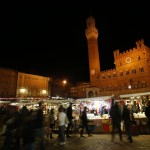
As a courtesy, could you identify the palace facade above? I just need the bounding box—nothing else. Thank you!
[0,67,52,99]
[85,16,150,98]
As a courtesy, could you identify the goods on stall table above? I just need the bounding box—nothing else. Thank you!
[102,119,112,132]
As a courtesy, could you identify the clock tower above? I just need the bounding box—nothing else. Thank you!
[85,16,100,84]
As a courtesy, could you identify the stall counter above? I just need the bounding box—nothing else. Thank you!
[88,117,149,134]
[88,118,112,133]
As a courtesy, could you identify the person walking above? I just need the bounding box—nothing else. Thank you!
[49,108,55,139]
[34,101,46,150]
[66,103,74,138]
[122,104,133,143]
[58,105,67,145]
[145,100,150,130]
[109,102,122,142]
[80,106,92,137]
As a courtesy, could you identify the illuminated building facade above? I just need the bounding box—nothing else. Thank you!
[0,67,52,99]
[16,72,51,98]
[70,82,91,99]
[85,16,150,98]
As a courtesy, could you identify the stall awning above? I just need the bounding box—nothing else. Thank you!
[76,96,112,102]
[119,92,150,98]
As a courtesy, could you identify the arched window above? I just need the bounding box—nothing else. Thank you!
[139,67,144,72]
[126,70,129,75]
[107,74,111,78]
[88,91,94,97]
[132,68,136,74]
[113,73,117,77]
[120,72,123,76]
[102,74,105,79]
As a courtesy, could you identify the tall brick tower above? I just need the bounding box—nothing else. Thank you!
[85,16,100,84]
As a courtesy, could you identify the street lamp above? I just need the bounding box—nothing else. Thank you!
[63,80,67,85]
[62,80,67,98]
[20,88,26,99]
[42,90,47,94]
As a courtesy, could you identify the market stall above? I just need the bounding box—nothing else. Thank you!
[74,96,113,133]
[119,92,150,134]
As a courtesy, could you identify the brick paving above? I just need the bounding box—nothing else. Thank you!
[0,134,150,150]
[0,133,150,150]
[46,134,150,150]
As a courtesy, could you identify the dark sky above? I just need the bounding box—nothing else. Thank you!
[1,2,150,84]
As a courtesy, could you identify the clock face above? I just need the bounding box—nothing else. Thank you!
[90,69,95,75]
[125,57,131,63]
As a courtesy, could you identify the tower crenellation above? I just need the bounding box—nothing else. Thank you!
[113,39,146,59]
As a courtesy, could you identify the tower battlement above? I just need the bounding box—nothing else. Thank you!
[114,39,145,58]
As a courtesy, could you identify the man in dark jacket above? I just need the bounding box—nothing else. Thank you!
[80,106,91,137]
[109,102,122,142]
[66,103,74,138]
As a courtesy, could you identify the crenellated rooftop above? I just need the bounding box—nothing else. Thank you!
[114,39,145,57]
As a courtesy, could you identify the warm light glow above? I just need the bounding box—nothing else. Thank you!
[20,88,26,93]
[42,90,47,94]
[128,85,131,89]
[63,80,67,85]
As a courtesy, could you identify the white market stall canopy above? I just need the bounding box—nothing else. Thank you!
[43,99,74,104]
[10,101,39,106]
[119,92,150,98]
[0,101,10,104]
[76,96,112,102]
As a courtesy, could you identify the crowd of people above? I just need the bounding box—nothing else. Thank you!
[1,101,46,150]
[0,99,150,149]
[109,100,150,143]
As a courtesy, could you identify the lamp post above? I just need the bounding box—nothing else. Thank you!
[42,90,47,99]
[62,80,67,98]
[20,88,26,99]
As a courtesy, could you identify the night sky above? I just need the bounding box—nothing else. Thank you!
[1,2,150,84]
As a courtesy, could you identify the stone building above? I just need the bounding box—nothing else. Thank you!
[85,16,150,98]
[0,67,18,98]
[0,67,52,99]
[16,72,51,99]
